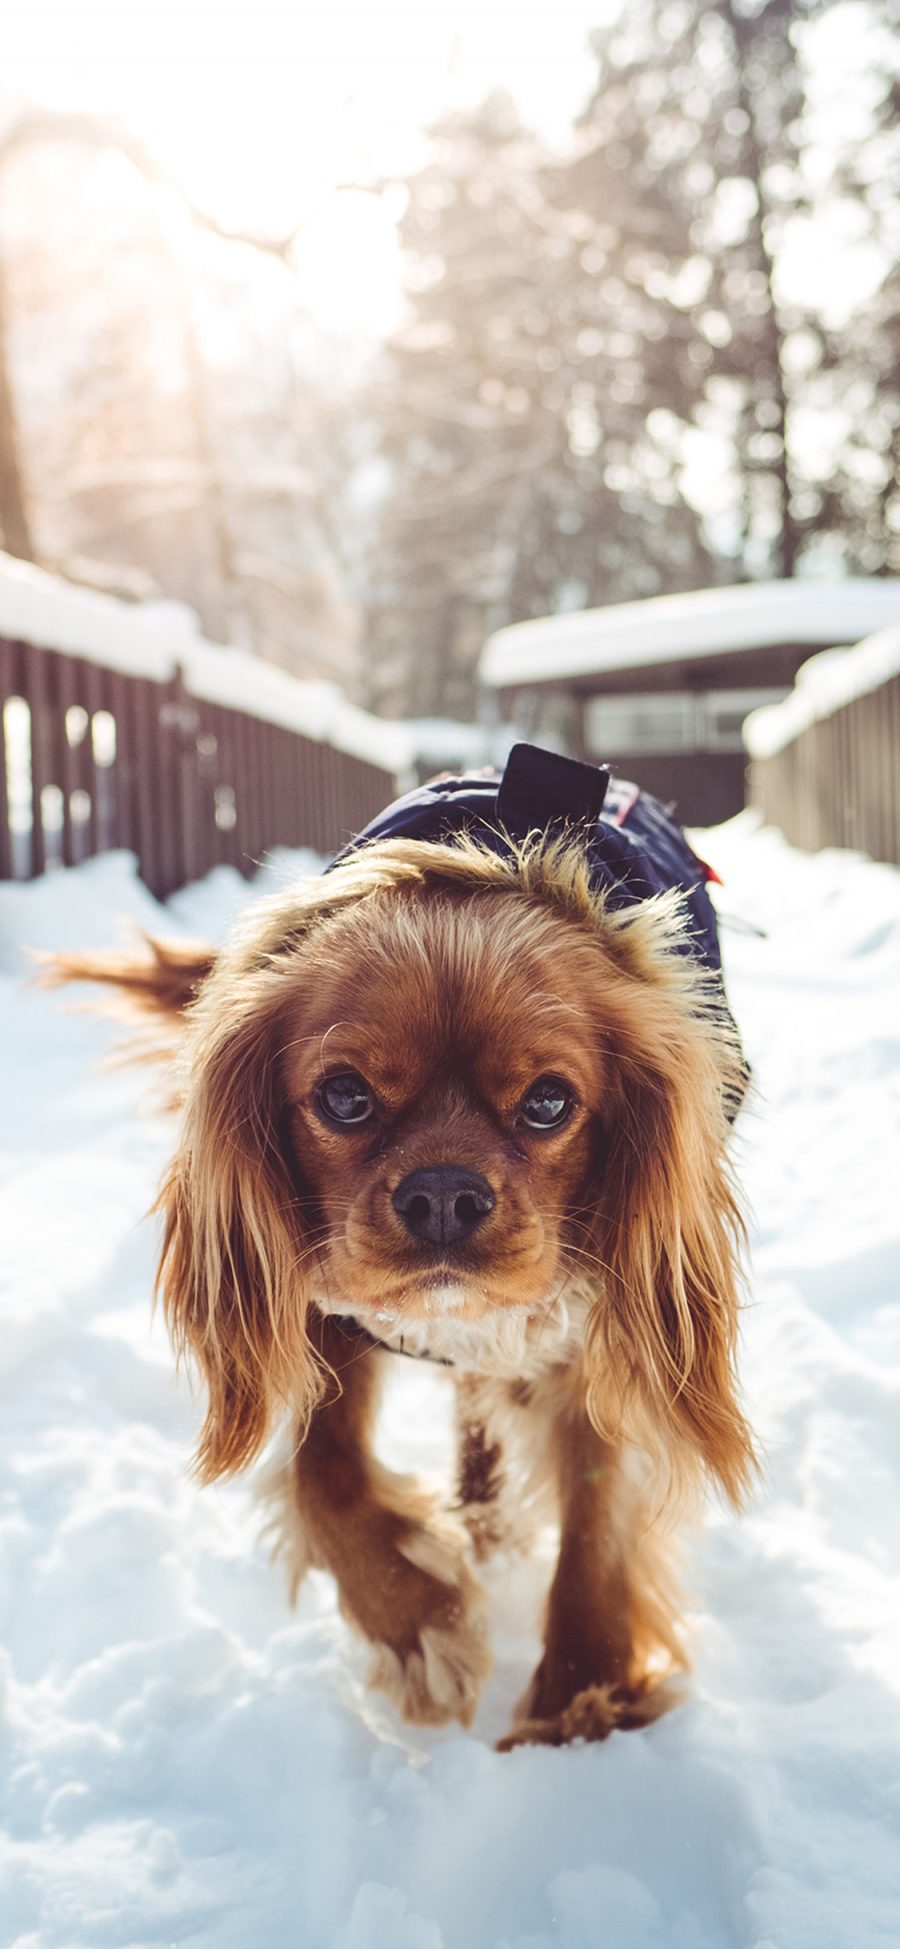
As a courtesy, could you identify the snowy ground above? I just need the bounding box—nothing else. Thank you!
[1,820,899,1949]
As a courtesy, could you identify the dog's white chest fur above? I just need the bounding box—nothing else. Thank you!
[317,1284,593,1381]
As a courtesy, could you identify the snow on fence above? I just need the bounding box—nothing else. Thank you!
[744,626,900,867]
[0,553,406,897]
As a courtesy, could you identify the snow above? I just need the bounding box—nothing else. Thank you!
[2,825,900,1948]
[0,550,187,680]
[744,624,900,758]
[182,642,414,774]
[0,549,413,775]
[479,579,900,689]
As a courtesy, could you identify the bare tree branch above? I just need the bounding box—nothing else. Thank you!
[0,108,376,261]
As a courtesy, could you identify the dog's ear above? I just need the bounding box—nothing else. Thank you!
[583,911,758,1510]
[157,952,322,1482]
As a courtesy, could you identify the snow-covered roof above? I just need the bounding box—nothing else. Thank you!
[479,580,900,690]
[0,549,412,775]
[744,624,900,759]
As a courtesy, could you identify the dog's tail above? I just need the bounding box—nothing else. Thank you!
[39,935,217,1030]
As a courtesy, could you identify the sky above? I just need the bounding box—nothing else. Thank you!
[3,0,618,331]
[1,0,889,507]
[4,0,611,172]
[2,0,888,339]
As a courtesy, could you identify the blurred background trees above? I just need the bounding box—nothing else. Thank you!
[360,96,716,719]
[1,0,898,721]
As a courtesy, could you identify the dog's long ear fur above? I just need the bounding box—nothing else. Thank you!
[157,939,324,1482]
[582,898,758,1512]
[40,935,217,1020]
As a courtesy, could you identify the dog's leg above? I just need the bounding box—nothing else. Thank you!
[277,1317,490,1727]
[499,1372,685,1749]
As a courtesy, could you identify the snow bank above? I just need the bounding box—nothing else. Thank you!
[479,578,900,689]
[743,624,900,758]
[1,831,899,1948]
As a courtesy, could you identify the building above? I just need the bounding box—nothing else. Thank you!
[479,580,900,825]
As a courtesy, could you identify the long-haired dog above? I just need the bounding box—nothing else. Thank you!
[52,753,756,1748]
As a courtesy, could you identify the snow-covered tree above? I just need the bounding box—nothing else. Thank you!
[361,96,716,720]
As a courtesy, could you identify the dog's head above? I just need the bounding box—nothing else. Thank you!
[161,835,754,1503]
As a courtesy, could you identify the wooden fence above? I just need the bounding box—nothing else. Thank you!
[748,669,900,867]
[0,635,397,899]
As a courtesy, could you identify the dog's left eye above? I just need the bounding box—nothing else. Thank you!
[317,1071,375,1126]
[520,1075,574,1130]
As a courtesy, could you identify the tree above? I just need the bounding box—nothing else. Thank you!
[576,0,900,579]
[573,0,836,578]
[813,2,900,572]
[0,251,34,558]
[0,109,364,681]
[362,96,716,721]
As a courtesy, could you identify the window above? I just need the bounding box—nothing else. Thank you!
[586,687,789,755]
[586,693,698,755]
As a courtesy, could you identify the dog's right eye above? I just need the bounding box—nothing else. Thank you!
[317,1071,375,1126]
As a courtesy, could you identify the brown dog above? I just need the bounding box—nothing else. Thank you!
[54,828,756,1748]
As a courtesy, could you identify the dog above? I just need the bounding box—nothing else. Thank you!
[52,744,756,1748]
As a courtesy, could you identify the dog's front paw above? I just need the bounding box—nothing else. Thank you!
[367,1609,490,1728]
[497,1675,682,1750]
[347,1522,492,1728]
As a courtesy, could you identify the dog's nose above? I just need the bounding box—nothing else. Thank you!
[392,1166,495,1248]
